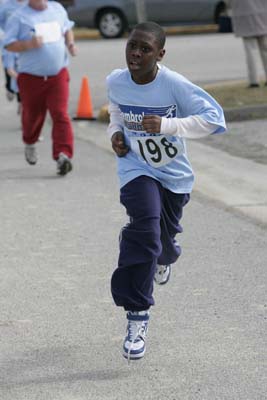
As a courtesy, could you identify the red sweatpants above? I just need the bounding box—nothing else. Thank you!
[18,68,74,160]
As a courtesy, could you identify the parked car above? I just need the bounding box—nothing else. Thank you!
[58,0,230,38]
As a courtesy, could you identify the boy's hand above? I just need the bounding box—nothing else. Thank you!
[31,35,43,49]
[142,115,162,133]
[111,131,129,157]
[67,42,77,57]
[7,68,18,79]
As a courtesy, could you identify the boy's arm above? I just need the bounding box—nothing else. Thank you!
[5,36,43,52]
[64,29,77,56]
[107,102,129,157]
[142,114,218,139]
[4,14,43,52]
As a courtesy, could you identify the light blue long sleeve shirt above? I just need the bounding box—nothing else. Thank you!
[107,66,226,193]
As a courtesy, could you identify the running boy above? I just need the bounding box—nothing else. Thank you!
[106,22,226,361]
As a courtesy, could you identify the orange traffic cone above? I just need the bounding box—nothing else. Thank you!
[73,76,96,120]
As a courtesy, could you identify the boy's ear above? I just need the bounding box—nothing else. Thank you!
[157,48,165,61]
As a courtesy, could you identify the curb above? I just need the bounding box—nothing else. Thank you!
[74,29,100,40]
[224,104,267,122]
[97,104,109,123]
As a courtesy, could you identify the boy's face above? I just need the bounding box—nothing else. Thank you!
[126,29,165,84]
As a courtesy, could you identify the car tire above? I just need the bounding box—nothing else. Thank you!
[97,9,126,39]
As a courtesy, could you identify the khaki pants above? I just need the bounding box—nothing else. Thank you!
[243,36,267,85]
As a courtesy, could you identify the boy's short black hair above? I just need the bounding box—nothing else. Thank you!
[132,21,166,49]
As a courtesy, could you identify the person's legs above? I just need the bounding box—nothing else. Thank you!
[113,177,190,359]
[16,92,21,115]
[243,37,259,86]
[112,176,163,360]
[154,190,190,285]
[111,176,162,312]
[4,68,15,101]
[157,190,190,266]
[46,68,74,160]
[17,73,47,144]
[257,35,267,82]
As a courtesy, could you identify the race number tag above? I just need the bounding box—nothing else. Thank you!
[34,22,61,43]
[130,135,184,168]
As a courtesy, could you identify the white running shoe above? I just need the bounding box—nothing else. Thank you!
[123,310,149,362]
[25,144,37,165]
[154,264,171,285]
[57,152,72,176]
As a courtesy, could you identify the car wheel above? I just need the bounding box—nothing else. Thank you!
[97,9,126,38]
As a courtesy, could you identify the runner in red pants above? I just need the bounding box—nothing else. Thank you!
[4,0,77,176]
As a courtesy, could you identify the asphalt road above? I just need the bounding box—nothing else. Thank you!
[200,118,267,165]
[0,115,266,400]
[0,33,266,399]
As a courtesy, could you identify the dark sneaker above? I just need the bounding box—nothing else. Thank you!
[25,144,37,165]
[154,264,171,285]
[57,152,72,176]
[6,90,15,101]
[248,83,260,88]
[123,311,149,362]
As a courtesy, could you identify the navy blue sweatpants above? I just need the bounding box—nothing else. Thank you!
[111,176,190,311]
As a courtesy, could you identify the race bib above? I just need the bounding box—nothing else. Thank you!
[34,22,61,43]
[130,135,184,168]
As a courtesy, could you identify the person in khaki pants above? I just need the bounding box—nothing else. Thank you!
[226,0,267,88]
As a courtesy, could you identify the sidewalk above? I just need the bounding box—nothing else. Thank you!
[74,119,267,228]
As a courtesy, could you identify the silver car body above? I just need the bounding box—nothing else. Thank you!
[62,0,227,37]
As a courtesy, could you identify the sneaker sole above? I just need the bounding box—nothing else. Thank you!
[122,348,146,360]
[154,267,171,285]
[25,156,37,165]
[26,160,37,165]
[57,159,73,176]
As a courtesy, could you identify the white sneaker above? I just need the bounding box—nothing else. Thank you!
[25,144,37,165]
[154,264,171,285]
[123,310,149,362]
[57,152,72,176]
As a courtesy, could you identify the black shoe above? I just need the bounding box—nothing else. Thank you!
[57,152,72,176]
[248,83,260,88]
